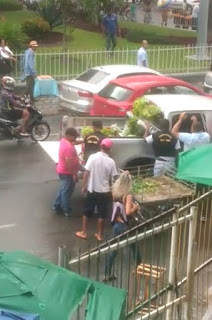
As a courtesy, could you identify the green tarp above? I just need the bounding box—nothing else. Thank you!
[0,251,126,320]
[176,144,212,185]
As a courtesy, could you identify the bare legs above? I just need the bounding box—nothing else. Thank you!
[76,216,104,241]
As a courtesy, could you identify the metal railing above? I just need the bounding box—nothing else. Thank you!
[13,45,212,81]
[60,186,212,320]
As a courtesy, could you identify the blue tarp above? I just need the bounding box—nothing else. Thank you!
[0,309,39,320]
[33,79,59,98]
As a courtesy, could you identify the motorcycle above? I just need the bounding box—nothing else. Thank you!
[0,99,51,142]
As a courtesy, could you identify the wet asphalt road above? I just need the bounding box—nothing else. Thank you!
[0,76,206,264]
[0,115,110,264]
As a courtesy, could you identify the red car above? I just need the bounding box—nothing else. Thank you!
[90,75,208,117]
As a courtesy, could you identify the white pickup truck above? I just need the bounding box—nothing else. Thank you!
[39,94,212,168]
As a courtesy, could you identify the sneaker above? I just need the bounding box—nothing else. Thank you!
[64,212,71,217]
[200,216,206,222]
[51,205,62,214]
[102,274,117,282]
[20,132,30,137]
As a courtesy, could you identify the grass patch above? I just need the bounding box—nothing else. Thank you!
[2,9,34,24]
[53,27,138,50]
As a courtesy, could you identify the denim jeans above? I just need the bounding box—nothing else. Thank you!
[25,75,35,102]
[154,159,176,177]
[106,32,117,51]
[53,174,75,215]
[105,222,142,276]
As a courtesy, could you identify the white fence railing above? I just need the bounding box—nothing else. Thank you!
[13,45,212,81]
[61,184,212,320]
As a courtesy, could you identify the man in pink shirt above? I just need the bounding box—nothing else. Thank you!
[52,127,79,217]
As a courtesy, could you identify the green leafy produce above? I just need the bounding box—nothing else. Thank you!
[81,127,94,137]
[132,98,162,123]
[126,98,163,137]
[132,177,157,194]
[81,126,119,138]
[127,118,145,137]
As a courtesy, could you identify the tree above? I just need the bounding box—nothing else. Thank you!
[34,0,63,30]
[208,0,212,43]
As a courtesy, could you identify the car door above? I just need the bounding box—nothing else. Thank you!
[169,111,208,149]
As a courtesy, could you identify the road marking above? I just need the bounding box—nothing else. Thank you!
[49,133,59,136]
[0,224,16,230]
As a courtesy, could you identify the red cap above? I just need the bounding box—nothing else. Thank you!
[100,138,113,149]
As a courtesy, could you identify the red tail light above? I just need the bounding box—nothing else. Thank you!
[78,90,93,98]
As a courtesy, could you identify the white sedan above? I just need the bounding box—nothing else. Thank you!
[59,65,162,114]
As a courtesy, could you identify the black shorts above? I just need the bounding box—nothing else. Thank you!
[83,192,112,219]
[2,109,23,121]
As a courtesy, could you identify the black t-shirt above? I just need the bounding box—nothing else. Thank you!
[84,131,106,161]
[152,130,178,158]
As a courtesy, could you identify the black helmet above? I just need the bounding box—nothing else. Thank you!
[2,76,16,91]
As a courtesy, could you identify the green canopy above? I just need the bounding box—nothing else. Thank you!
[0,251,126,320]
[176,144,212,185]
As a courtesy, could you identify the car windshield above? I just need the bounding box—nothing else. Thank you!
[76,69,109,84]
[99,83,133,101]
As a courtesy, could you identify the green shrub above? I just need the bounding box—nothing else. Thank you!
[0,0,22,11]
[0,21,27,50]
[126,28,180,45]
[22,17,50,39]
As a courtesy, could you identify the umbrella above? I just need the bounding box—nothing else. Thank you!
[0,251,126,320]
[176,144,212,185]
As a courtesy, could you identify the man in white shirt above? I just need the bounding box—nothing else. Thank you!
[192,4,199,30]
[171,112,210,151]
[76,138,117,241]
[137,40,148,67]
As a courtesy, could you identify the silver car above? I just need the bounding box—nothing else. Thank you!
[59,65,162,114]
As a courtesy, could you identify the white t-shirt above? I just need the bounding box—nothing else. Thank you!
[85,151,117,193]
[0,46,13,59]
[178,132,210,151]
[137,47,148,67]
[192,5,199,18]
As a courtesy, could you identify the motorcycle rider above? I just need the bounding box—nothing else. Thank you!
[0,77,30,136]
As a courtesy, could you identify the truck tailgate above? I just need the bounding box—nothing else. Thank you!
[39,141,82,164]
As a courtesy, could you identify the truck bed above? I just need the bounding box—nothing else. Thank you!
[133,175,194,204]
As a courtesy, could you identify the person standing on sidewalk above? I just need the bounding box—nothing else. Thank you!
[192,3,199,31]
[76,138,117,241]
[104,172,142,282]
[137,40,148,67]
[52,127,80,217]
[102,5,120,51]
[23,40,38,102]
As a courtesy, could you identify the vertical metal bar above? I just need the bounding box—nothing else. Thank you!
[166,206,179,320]
[58,245,67,267]
[184,206,198,320]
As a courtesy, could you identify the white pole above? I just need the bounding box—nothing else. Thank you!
[184,206,197,320]
[196,0,210,59]
[166,206,179,320]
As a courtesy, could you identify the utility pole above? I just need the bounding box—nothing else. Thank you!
[196,0,210,59]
